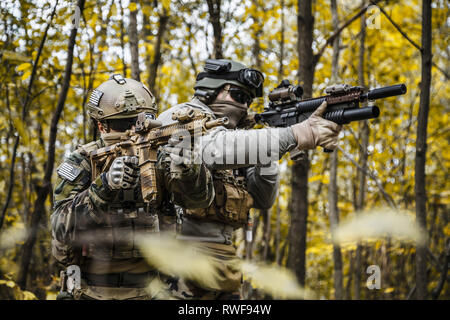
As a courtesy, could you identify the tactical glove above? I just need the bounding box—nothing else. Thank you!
[291,101,342,151]
[163,136,200,180]
[104,156,140,190]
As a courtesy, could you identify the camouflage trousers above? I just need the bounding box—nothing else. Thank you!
[158,242,242,300]
[72,276,161,300]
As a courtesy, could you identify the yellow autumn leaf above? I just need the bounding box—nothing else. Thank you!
[2,50,30,62]
[17,62,32,72]
[21,70,32,81]
[443,225,450,237]
[129,2,137,12]
[309,175,323,183]
[384,287,395,293]
[161,0,171,11]
[142,5,152,16]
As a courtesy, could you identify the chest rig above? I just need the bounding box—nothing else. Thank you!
[184,168,253,228]
[78,141,160,261]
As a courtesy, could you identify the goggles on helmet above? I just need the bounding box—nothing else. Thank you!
[196,68,264,97]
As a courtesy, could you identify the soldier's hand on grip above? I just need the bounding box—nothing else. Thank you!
[163,136,200,179]
[105,156,140,190]
[290,101,342,151]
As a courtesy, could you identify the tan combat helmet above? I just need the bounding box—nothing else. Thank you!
[87,74,157,121]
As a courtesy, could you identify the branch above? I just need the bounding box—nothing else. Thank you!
[431,240,450,300]
[376,2,450,80]
[313,0,382,66]
[337,146,397,209]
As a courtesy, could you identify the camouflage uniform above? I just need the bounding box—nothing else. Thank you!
[51,75,214,300]
[157,59,343,299]
[158,100,282,299]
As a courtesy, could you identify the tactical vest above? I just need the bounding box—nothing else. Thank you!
[183,169,253,228]
[161,99,254,228]
[76,141,160,261]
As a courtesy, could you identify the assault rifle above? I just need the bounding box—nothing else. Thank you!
[89,107,228,205]
[251,80,407,153]
[255,80,407,126]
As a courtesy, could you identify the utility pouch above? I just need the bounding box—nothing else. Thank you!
[184,171,253,227]
[56,265,81,300]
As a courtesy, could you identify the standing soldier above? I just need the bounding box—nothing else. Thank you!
[51,74,214,300]
[157,59,342,299]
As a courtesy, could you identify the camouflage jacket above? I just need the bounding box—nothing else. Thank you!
[51,139,214,270]
[157,99,280,244]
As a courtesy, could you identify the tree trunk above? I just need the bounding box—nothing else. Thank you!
[354,1,369,299]
[415,0,432,300]
[146,8,169,102]
[118,0,128,77]
[344,250,355,299]
[17,0,85,289]
[275,200,281,265]
[129,0,141,81]
[329,0,343,300]
[262,209,271,261]
[206,0,223,59]
[278,0,285,81]
[287,0,314,288]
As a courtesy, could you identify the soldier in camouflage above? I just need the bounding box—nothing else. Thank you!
[157,59,342,299]
[51,74,214,300]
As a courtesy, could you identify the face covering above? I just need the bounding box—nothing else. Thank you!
[208,99,248,129]
[101,131,132,146]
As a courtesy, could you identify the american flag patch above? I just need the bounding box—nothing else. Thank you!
[89,89,103,107]
[57,163,81,182]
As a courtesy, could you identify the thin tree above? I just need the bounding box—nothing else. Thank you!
[129,0,141,81]
[287,0,314,287]
[17,0,86,289]
[415,0,432,300]
[206,0,223,59]
[354,0,369,300]
[145,4,169,106]
[329,0,343,300]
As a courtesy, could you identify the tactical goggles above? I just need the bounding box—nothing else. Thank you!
[228,87,253,106]
[237,68,264,91]
[196,69,264,97]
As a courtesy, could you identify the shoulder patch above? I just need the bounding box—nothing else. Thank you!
[57,162,82,182]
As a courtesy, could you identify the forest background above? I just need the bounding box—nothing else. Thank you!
[0,0,448,300]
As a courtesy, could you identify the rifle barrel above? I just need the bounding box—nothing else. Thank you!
[363,84,407,101]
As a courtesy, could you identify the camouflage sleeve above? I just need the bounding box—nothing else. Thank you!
[245,162,279,209]
[51,150,118,264]
[156,148,214,209]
